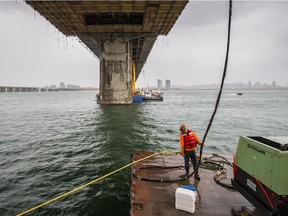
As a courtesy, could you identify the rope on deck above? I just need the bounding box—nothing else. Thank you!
[132,153,235,186]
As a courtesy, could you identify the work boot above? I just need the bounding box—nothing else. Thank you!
[194,173,201,180]
[179,173,188,179]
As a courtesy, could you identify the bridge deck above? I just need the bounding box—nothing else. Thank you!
[26,1,188,76]
[26,1,188,36]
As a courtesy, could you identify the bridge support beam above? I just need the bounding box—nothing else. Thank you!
[99,38,132,104]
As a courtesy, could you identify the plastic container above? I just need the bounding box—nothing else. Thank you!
[180,185,196,191]
[175,187,196,213]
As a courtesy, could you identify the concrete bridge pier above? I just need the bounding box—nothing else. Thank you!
[26,1,189,104]
[99,38,133,105]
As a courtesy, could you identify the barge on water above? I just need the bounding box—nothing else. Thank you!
[130,151,265,216]
[130,136,288,216]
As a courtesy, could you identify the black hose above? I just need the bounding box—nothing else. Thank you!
[132,165,185,182]
[214,175,235,190]
[133,155,232,182]
[193,0,233,178]
[132,0,233,183]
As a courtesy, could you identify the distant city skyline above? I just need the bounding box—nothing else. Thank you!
[171,80,288,90]
[1,79,287,90]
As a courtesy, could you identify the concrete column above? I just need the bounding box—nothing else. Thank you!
[99,38,132,104]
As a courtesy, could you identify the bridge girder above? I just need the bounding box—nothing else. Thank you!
[25,0,188,77]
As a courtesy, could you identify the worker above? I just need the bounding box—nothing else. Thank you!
[179,124,202,180]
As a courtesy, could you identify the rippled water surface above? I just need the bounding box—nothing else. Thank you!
[0,90,287,215]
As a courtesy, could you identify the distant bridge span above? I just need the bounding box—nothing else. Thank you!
[26,0,188,104]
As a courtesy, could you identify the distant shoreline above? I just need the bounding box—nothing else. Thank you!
[1,85,287,93]
[0,86,98,93]
[144,83,288,91]
[141,81,288,90]
[145,86,288,91]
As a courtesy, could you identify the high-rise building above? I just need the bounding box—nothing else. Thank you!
[49,85,57,89]
[67,84,80,89]
[165,79,171,89]
[59,82,66,88]
[157,79,162,88]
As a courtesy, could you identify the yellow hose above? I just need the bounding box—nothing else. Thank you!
[132,59,136,94]
[16,151,177,216]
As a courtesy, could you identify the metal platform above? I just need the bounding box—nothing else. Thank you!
[130,151,266,216]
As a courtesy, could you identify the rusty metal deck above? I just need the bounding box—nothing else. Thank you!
[130,151,265,216]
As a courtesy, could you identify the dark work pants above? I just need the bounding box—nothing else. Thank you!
[184,150,197,175]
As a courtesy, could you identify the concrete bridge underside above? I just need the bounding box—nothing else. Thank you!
[26,0,188,104]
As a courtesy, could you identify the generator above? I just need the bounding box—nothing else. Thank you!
[232,136,288,216]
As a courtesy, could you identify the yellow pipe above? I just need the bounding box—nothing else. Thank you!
[132,59,136,94]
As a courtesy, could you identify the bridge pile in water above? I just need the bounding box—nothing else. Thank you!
[26,0,188,104]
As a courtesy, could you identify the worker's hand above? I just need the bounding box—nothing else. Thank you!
[180,152,184,156]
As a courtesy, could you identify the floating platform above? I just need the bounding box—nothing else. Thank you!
[130,151,265,216]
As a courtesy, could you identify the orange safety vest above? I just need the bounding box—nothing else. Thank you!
[181,130,197,150]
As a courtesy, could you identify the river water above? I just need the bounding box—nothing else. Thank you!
[0,89,287,215]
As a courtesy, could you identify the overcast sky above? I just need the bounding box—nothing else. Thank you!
[0,0,288,88]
